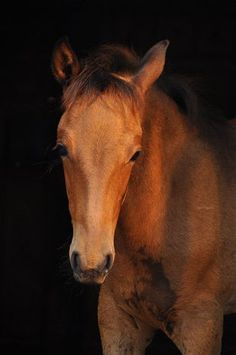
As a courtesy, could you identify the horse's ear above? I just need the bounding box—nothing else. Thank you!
[52,37,80,84]
[133,40,169,95]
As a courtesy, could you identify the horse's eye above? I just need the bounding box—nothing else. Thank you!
[56,144,68,157]
[50,144,68,160]
[130,150,141,162]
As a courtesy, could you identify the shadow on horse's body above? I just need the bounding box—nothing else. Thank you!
[52,39,236,354]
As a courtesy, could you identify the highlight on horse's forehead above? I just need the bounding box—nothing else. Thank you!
[60,92,142,133]
[58,97,142,163]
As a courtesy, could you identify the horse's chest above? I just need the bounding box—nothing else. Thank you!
[124,259,176,326]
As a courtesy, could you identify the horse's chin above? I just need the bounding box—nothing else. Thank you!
[73,271,108,285]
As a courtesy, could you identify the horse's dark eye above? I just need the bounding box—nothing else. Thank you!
[130,151,141,162]
[49,144,68,160]
[56,144,68,157]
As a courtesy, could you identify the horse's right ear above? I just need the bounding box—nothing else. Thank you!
[52,37,80,85]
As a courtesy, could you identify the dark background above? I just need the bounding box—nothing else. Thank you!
[1,1,236,354]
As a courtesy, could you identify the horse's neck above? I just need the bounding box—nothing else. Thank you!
[118,89,205,259]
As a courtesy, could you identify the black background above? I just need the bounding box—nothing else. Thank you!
[1,1,236,354]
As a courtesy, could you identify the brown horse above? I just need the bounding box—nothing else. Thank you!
[52,38,236,354]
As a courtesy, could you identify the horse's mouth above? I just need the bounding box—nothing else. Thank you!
[73,270,109,285]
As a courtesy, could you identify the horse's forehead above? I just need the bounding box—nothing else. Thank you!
[70,95,138,124]
[60,96,141,143]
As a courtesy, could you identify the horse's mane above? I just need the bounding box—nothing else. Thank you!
[63,44,228,134]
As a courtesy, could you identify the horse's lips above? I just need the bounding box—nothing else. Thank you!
[73,270,109,285]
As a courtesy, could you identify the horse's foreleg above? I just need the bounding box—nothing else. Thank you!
[171,298,223,355]
[98,284,154,355]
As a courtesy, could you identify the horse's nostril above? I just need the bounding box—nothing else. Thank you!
[104,253,113,272]
[70,251,80,273]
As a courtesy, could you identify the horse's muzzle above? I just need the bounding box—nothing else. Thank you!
[73,268,108,284]
[70,252,114,284]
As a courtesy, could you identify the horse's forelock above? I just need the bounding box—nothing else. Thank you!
[62,44,140,109]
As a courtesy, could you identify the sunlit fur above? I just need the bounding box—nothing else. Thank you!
[53,40,236,354]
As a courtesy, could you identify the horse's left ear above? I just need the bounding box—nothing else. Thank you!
[133,40,169,95]
[51,37,80,84]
